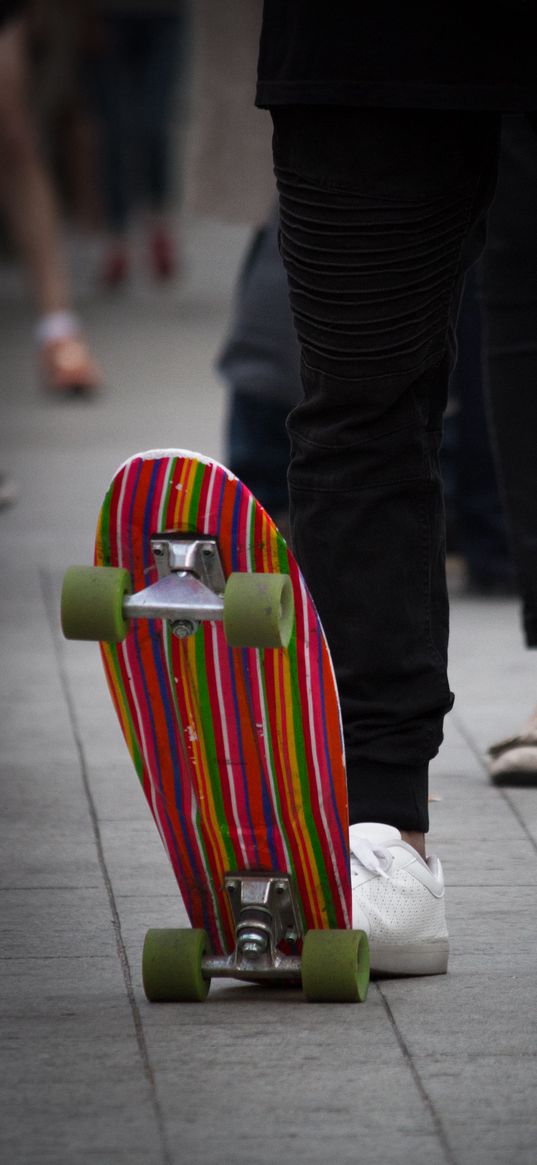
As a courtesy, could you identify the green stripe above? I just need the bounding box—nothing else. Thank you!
[108,644,144,783]
[161,624,233,915]
[187,462,205,530]
[276,528,289,575]
[192,627,238,869]
[98,482,114,564]
[158,560,238,876]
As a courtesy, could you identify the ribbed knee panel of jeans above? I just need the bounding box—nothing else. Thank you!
[276,167,471,423]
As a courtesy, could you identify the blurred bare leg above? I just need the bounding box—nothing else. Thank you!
[0,19,70,313]
[0,18,101,392]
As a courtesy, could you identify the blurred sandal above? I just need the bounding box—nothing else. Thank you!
[488,707,537,785]
[37,311,102,397]
[40,334,102,396]
[149,227,176,281]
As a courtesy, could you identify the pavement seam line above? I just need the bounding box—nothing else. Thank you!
[40,567,174,1165]
[376,984,459,1165]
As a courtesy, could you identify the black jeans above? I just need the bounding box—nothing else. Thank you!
[479,114,537,646]
[271,107,501,831]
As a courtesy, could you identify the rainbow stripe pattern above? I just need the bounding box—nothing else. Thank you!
[95,450,351,955]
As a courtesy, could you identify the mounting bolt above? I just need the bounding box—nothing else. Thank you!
[237,930,269,960]
[170,619,199,639]
[153,545,164,557]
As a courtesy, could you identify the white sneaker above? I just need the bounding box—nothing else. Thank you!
[350,822,449,976]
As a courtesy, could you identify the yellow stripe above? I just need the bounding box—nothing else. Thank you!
[270,521,328,926]
[171,456,193,529]
[175,633,231,890]
[261,509,270,574]
[95,504,105,566]
[273,640,325,928]
[183,458,200,527]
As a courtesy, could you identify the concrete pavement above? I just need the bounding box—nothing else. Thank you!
[1,218,537,1165]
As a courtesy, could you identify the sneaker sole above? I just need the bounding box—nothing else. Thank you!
[369,939,449,977]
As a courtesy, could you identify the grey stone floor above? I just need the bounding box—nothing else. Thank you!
[1,220,536,1165]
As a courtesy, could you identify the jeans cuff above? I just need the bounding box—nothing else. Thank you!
[347,760,429,834]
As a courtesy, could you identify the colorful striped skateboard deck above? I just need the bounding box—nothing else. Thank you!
[95,449,352,958]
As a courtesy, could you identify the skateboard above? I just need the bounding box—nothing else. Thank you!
[61,450,369,1003]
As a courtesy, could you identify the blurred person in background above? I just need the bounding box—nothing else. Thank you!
[482,115,537,784]
[441,265,515,597]
[217,201,299,541]
[85,0,189,288]
[0,0,101,396]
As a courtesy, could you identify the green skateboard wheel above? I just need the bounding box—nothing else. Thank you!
[223,572,294,648]
[61,565,131,642]
[301,929,369,1003]
[142,928,211,1002]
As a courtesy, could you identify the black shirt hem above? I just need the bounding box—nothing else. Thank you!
[256,81,537,113]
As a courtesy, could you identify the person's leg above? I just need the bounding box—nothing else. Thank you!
[0,19,71,315]
[480,114,537,644]
[137,11,188,277]
[227,392,292,521]
[138,14,184,210]
[479,114,537,782]
[271,107,501,842]
[87,15,135,284]
[219,204,302,524]
[0,18,100,391]
[448,266,514,594]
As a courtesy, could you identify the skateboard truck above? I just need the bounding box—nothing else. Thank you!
[142,874,369,1002]
[62,536,293,648]
[123,535,226,639]
[202,873,304,984]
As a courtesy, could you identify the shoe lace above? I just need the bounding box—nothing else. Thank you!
[350,837,394,883]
